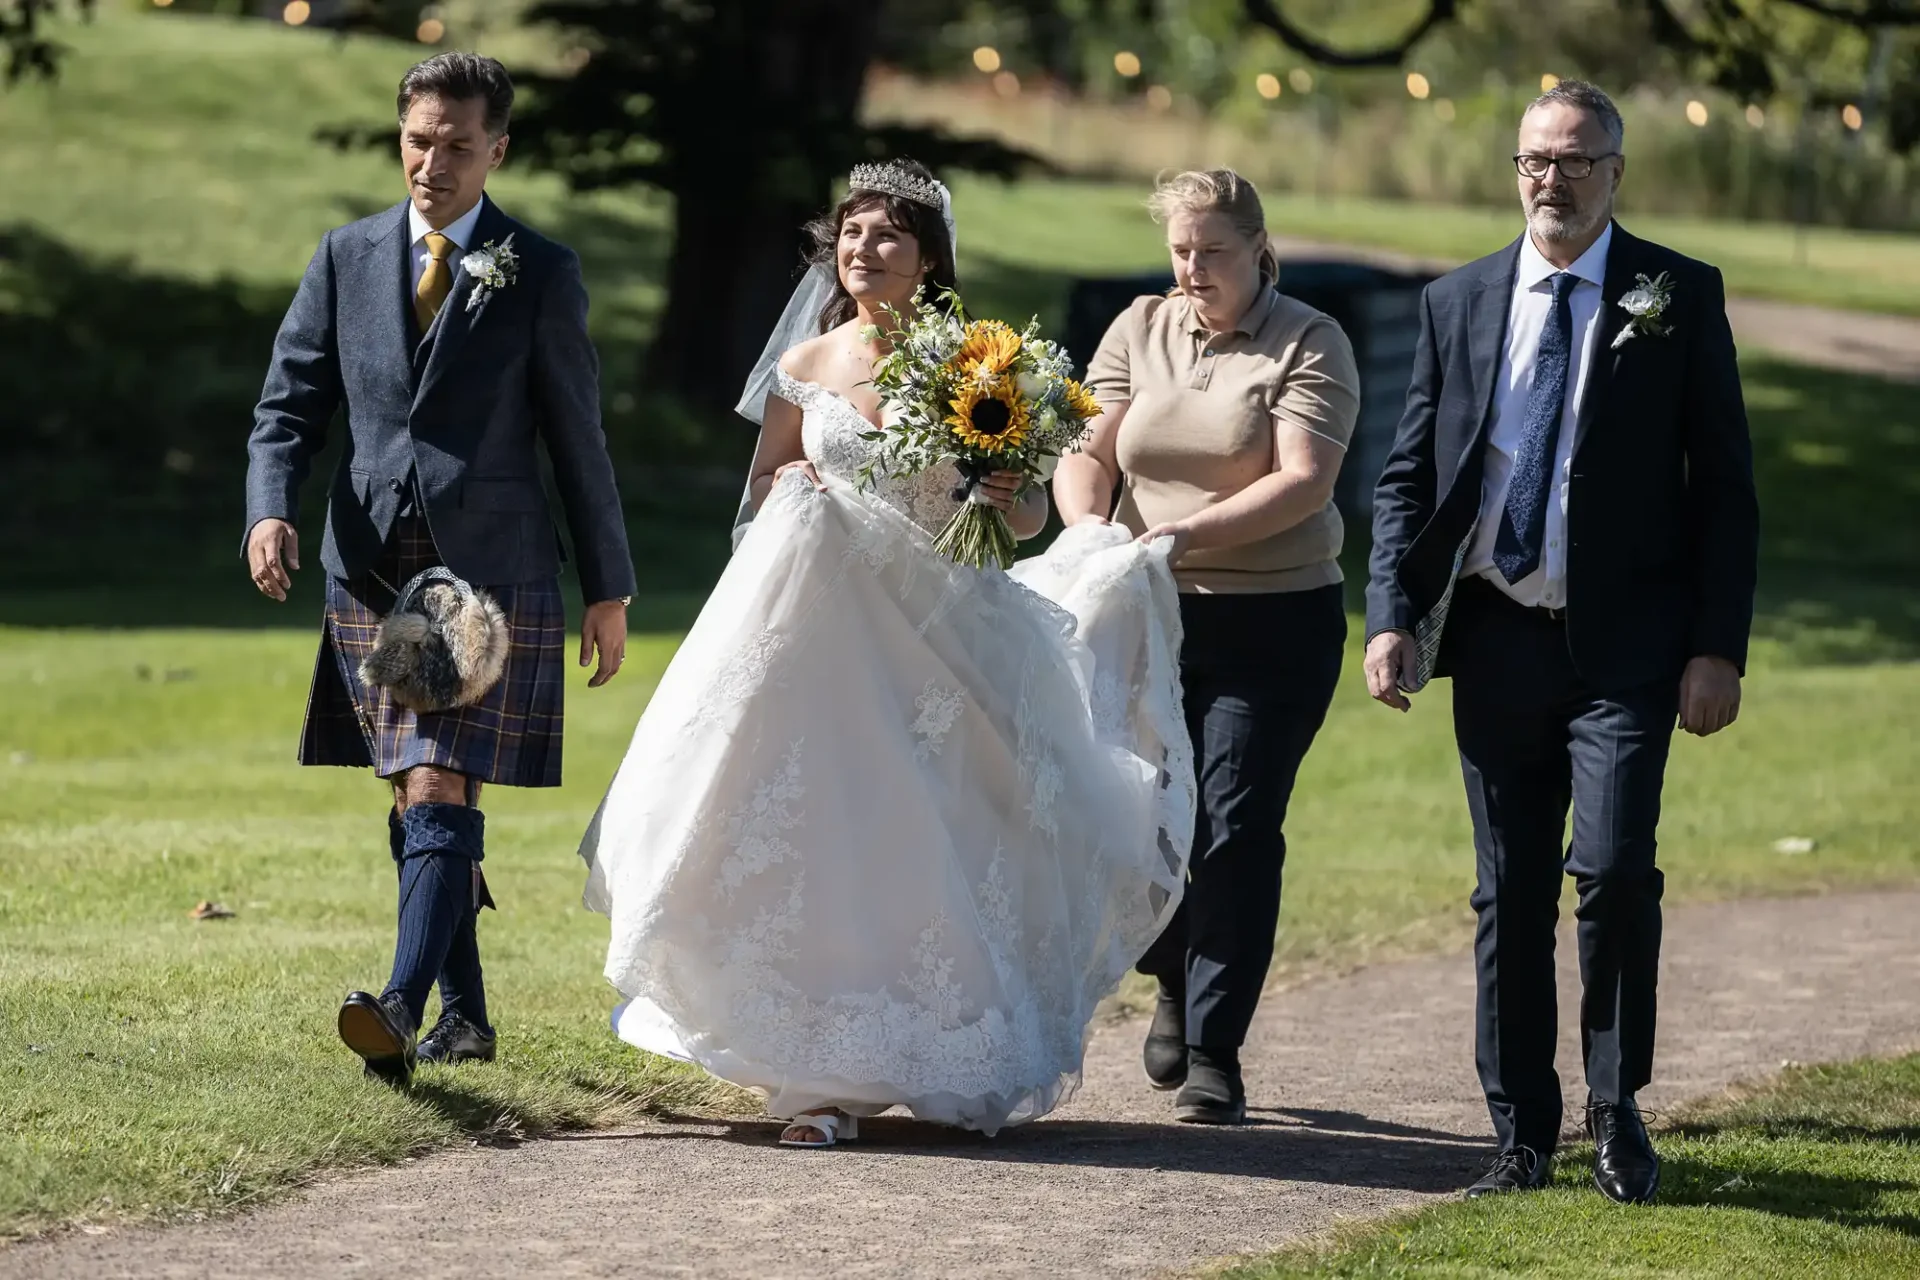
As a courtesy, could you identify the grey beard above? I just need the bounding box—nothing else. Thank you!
[1527,200,1607,243]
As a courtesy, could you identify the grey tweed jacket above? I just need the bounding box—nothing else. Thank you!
[243,195,636,603]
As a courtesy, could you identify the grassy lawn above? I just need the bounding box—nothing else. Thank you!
[1261,194,1920,319]
[1225,1054,1920,1279]
[0,626,745,1240]
[2,3,1917,1250]
[954,177,1920,321]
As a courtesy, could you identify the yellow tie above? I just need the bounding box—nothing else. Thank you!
[415,232,455,332]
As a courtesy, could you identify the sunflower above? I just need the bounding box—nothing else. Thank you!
[948,380,1031,453]
[951,320,1022,376]
[956,355,1009,394]
[1063,377,1102,422]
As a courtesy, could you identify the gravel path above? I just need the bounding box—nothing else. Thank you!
[1269,235,1920,383]
[9,889,1918,1279]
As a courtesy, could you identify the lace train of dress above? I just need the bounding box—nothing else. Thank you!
[579,372,1195,1135]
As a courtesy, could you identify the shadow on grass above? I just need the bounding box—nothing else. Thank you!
[1670,1113,1920,1147]
[1742,358,1920,664]
[1653,1151,1920,1238]
[404,1078,540,1149]
[395,1062,739,1152]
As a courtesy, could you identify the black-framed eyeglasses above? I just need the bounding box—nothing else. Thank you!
[1514,153,1617,180]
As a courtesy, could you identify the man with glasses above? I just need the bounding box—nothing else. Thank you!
[1363,81,1758,1203]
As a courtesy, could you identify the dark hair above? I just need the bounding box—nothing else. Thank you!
[397,52,515,138]
[803,159,958,333]
[1527,79,1625,153]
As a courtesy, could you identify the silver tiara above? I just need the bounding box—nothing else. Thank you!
[848,161,947,211]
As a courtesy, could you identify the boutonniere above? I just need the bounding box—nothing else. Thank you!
[1611,270,1674,349]
[459,234,519,312]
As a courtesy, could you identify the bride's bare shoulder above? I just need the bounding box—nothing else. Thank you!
[778,322,861,385]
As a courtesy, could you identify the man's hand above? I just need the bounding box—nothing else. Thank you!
[247,519,299,602]
[1679,655,1741,736]
[581,599,628,689]
[1364,630,1419,712]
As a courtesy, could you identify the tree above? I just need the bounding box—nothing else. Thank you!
[509,0,1043,409]
[1,0,89,85]
[1241,0,1459,67]
[1239,0,1920,131]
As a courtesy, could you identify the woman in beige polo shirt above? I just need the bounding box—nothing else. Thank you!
[1054,169,1358,1125]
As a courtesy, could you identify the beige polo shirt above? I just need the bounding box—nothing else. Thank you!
[1084,288,1360,594]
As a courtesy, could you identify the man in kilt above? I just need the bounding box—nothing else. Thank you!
[243,53,634,1086]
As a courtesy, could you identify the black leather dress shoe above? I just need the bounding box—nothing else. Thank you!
[1587,1094,1660,1204]
[1173,1047,1246,1124]
[1464,1145,1551,1198]
[1142,987,1187,1091]
[338,990,417,1087]
[417,1013,497,1065]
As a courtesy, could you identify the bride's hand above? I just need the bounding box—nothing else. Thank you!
[976,469,1024,513]
[775,460,827,491]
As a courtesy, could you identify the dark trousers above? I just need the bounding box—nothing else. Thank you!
[1137,584,1346,1050]
[1447,579,1677,1153]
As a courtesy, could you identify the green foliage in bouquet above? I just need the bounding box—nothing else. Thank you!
[857,287,1104,570]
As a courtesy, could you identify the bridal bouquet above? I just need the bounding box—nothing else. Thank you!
[858,287,1101,570]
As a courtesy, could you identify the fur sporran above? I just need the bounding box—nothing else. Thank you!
[358,567,510,713]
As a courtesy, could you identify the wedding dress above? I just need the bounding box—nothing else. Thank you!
[579,369,1195,1135]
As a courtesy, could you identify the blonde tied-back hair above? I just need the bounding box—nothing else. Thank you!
[1147,168,1279,288]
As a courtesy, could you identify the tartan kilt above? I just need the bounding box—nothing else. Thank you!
[298,516,567,788]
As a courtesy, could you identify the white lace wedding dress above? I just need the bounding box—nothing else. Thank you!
[579,370,1194,1135]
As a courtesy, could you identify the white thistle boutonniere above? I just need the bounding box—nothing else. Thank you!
[459,234,519,313]
[1611,270,1675,350]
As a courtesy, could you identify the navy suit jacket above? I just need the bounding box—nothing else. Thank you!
[1365,224,1759,692]
[244,196,636,603]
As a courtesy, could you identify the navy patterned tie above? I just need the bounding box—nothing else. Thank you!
[1492,271,1578,584]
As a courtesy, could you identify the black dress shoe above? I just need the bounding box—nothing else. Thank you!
[338,990,417,1087]
[417,1013,497,1065]
[1587,1094,1660,1204]
[1173,1047,1246,1124]
[1464,1145,1551,1198]
[1142,987,1187,1091]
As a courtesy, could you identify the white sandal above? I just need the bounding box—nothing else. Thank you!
[778,1111,859,1148]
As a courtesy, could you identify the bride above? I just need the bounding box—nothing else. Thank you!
[579,159,1194,1146]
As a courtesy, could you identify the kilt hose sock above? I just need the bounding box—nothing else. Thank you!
[383,802,487,1031]
[385,808,493,1036]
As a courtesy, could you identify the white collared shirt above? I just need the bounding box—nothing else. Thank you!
[407,198,486,296]
[1463,223,1613,610]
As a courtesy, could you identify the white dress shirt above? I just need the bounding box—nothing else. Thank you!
[407,198,486,296]
[1462,223,1612,611]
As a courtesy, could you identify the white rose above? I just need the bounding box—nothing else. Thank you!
[1620,289,1655,316]
[1016,372,1049,401]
